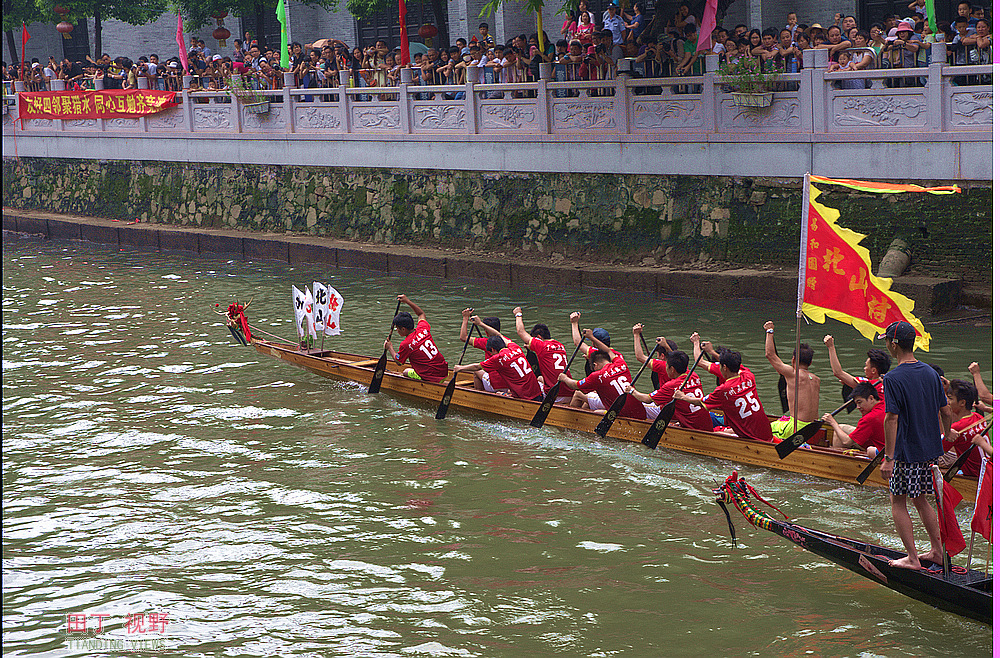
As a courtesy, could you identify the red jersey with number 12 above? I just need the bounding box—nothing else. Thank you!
[481,342,542,400]
[531,337,574,398]
[395,319,448,382]
[577,356,646,420]
[704,364,772,441]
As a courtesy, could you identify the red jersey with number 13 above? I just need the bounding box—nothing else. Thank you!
[481,342,542,400]
[395,319,448,382]
[577,356,646,420]
[704,365,772,441]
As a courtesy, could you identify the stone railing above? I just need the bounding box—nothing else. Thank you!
[3,47,991,140]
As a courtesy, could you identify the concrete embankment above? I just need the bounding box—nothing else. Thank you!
[3,208,971,317]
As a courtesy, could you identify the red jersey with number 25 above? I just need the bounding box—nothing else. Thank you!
[395,319,449,382]
[703,365,772,441]
[482,342,542,400]
[649,360,713,431]
[577,356,646,420]
[530,337,574,398]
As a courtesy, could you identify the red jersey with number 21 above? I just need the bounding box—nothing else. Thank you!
[530,337,574,397]
[649,360,713,431]
[577,356,646,420]
[395,319,448,382]
[704,364,772,441]
[482,342,542,400]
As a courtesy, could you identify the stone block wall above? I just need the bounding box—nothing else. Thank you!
[2,157,991,288]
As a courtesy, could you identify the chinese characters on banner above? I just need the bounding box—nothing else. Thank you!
[18,89,178,121]
[799,176,960,351]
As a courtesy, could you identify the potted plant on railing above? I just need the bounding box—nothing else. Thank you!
[716,56,781,108]
[229,76,270,114]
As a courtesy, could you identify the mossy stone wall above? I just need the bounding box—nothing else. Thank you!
[2,158,991,287]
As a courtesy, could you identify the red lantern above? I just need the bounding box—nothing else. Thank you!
[418,23,438,46]
[213,26,231,46]
[57,21,74,40]
[53,5,69,15]
[211,11,229,20]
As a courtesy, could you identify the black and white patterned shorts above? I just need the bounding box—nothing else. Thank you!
[889,460,935,497]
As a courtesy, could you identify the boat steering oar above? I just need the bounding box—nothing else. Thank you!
[435,325,480,420]
[641,343,708,450]
[775,398,854,459]
[594,339,657,438]
[530,334,588,429]
[368,299,403,394]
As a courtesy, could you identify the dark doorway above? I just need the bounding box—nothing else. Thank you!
[356,0,449,50]
[62,19,90,62]
[239,3,282,51]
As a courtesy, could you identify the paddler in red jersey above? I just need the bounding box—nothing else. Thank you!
[673,332,773,442]
[511,306,575,405]
[558,330,646,420]
[384,294,449,383]
[454,335,543,401]
[942,379,986,477]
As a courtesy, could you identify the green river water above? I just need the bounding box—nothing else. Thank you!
[2,235,992,657]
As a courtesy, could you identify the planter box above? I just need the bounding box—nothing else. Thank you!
[244,101,270,115]
[731,92,773,108]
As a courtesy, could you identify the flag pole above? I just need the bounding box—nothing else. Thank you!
[793,173,810,433]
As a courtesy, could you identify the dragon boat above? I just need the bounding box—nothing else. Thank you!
[714,471,991,624]
[230,310,980,500]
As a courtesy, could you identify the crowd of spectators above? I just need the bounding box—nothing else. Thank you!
[2,2,992,97]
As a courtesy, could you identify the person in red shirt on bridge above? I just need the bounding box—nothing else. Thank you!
[674,332,773,442]
[454,335,543,401]
[384,294,449,383]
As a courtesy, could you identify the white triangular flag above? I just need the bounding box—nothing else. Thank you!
[312,282,328,336]
[325,285,344,336]
[292,285,306,339]
[303,287,317,340]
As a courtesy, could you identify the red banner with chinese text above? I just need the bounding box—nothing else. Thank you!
[799,179,955,351]
[18,89,178,121]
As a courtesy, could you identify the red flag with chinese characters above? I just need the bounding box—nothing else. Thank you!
[21,24,30,81]
[932,465,966,557]
[971,458,992,543]
[799,177,959,351]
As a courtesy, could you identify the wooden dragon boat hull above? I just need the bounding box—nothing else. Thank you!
[716,475,991,625]
[250,338,981,500]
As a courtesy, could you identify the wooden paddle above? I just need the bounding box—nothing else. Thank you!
[641,344,707,450]
[944,420,992,481]
[435,326,476,420]
[775,398,854,459]
[594,341,657,438]
[856,450,884,485]
[530,334,588,429]
[367,299,403,394]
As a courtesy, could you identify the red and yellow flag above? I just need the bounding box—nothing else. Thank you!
[799,176,960,352]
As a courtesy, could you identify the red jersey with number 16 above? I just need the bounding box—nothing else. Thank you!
[481,342,542,400]
[395,319,448,382]
[530,337,574,398]
[577,356,646,420]
[703,366,772,441]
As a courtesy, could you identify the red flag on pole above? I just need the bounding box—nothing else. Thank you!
[398,0,410,65]
[932,465,966,557]
[971,459,992,543]
[175,14,189,74]
[21,24,30,81]
[696,0,718,52]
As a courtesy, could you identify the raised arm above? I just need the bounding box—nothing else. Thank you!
[472,315,502,338]
[570,312,582,346]
[459,307,474,342]
[585,328,612,356]
[398,294,426,323]
[512,307,533,344]
[968,362,993,403]
[763,320,795,378]
[633,323,647,362]
[824,334,859,387]
[690,332,711,371]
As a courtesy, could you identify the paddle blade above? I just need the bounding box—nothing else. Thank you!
[435,375,458,420]
[530,385,561,428]
[856,450,884,485]
[368,351,389,394]
[641,401,675,449]
[944,445,976,482]
[595,394,627,437]
[775,420,823,459]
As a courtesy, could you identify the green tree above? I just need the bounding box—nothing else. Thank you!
[3,0,45,64]
[17,0,168,60]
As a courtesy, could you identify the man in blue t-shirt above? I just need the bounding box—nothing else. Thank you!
[878,321,954,570]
